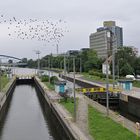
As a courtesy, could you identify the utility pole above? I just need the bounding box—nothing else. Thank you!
[106,58,109,116]
[0,58,1,92]
[64,55,66,81]
[56,44,59,56]
[80,58,82,73]
[34,50,41,75]
[73,57,76,122]
[111,33,115,89]
[49,56,51,83]
[106,31,110,116]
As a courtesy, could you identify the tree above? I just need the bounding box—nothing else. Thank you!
[134,57,140,75]
[21,58,28,63]
[8,59,13,64]
[115,47,137,76]
[82,49,102,72]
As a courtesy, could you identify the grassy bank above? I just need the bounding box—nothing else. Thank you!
[88,106,139,140]
[43,82,55,90]
[133,81,140,88]
[59,98,78,117]
[82,73,116,84]
[1,75,9,91]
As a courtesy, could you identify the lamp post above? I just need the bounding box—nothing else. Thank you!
[0,58,1,92]
[34,50,41,75]
[106,30,116,89]
[111,33,116,89]
[106,31,117,116]
[80,58,82,73]
[64,55,67,81]
[73,57,76,122]
[56,44,59,56]
[48,55,51,83]
[106,31,111,116]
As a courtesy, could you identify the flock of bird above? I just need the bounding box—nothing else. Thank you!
[0,15,68,45]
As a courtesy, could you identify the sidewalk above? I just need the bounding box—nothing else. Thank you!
[76,94,93,140]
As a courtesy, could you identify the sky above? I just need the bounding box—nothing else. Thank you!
[0,0,140,60]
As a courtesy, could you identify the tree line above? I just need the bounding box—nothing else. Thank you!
[21,46,140,77]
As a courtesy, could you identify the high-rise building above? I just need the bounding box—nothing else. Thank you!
[90,30,108,58]
[90,21,123,58]
[103,21,123,47]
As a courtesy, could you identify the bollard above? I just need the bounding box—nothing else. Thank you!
[135,122,140,139]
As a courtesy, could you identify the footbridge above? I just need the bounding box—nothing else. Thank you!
[0,55,27,66]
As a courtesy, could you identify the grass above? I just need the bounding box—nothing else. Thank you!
[1,75,9,91]
[88,105,140,140]
[59,98,78,117]
[43,82,55,90]
[133,81,140,88]
[82,73,116,84]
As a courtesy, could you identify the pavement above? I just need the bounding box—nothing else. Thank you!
[76,94,93,140]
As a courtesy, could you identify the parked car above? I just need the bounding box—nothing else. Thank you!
[125,75,136,80]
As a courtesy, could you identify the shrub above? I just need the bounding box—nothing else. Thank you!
[108,75,113,79]
[50,76,59,84]
[41,75,49,82]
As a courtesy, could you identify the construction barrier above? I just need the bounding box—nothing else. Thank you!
[76,87,121,94]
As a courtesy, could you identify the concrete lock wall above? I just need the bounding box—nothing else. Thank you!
[0,78,16,112]
[34,77,78,140]
[120,96,140,119]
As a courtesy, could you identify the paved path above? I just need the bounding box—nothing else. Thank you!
[76,94,94,140]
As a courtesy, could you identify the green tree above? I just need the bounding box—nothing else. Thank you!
[82,49,102,72]
[115,47,136,76]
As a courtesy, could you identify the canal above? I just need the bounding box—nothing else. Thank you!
[0,82,68,140]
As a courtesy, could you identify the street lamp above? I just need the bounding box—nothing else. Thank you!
[73,57,76,122]
[64,55,67,81]
[106,30,117,116]
[34,50,41,75]
[79,58,82,73]
[48,55,51,83]
[0,58,1,92]
[106,31,111,116]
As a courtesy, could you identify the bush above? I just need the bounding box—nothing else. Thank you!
[108,75,113,79]
[88,70,106,78]
[89,70,94,75]
[41,75,49,82]
[100,73,106,78]
[50,76,59,84]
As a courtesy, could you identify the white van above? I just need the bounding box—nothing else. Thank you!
[125,75,136,80]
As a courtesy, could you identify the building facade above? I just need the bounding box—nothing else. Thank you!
[90,30,108,58]
[90,21,123,58]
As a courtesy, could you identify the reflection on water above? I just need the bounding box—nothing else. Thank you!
[0,84,68,140]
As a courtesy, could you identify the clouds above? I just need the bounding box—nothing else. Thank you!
[0,0,140,59]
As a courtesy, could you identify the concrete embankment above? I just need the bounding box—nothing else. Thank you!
[0,77,16,111]
[61,74,104,88]
[34,76,90,140]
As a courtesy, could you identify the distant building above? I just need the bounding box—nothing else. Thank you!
[80,48,90,52]
[90,21,123,58]
[103,21,123,47]
[66,50,80,56]
[90,30,108,58]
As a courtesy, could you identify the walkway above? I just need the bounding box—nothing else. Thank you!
[76,95,93,140]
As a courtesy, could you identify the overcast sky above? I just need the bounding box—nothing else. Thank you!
[0,0,140,59]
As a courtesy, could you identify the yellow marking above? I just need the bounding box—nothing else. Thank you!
[76,87,121,94]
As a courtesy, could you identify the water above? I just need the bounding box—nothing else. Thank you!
[0,83,67,140]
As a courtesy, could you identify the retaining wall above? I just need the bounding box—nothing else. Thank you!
[0,78,16,111]
[34,77,87,140]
